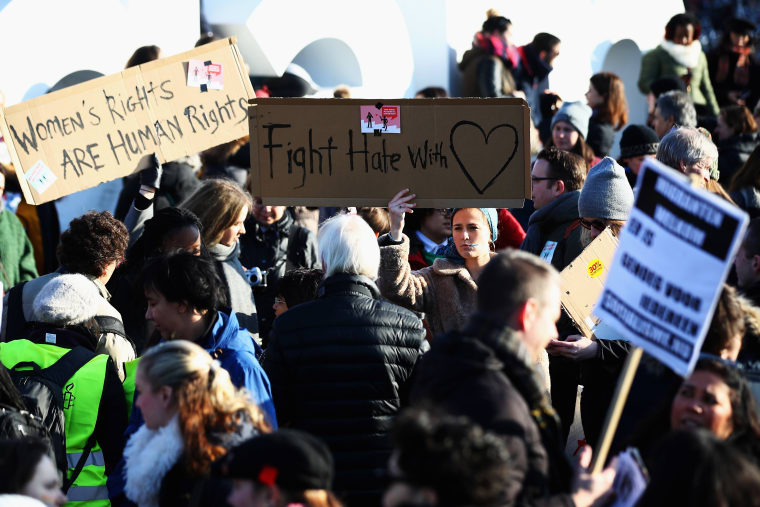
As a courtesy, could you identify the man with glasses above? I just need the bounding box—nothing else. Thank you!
[521,147,587,271]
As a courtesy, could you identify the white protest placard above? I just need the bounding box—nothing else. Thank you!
[593,159,748,377]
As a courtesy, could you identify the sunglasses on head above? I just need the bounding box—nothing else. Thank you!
[579,218,608,232]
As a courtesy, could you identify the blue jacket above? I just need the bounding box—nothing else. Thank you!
[107,311,276,503]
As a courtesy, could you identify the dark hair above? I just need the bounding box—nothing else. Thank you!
[664,13,701,41]
[701,285,745,358]
[536,147,586,191]
[415,86,449,98]
[0,363,25,411]
[590,72,628,130]
[742,218,760,260]
[482,15,510,34]
[531,32,561,54]
[126,207,204,271]
[722,17,756,48]
[477,249,560,320]
[391,409,511,506]
[545,134,596,171]
[195,32,218,47]
[636,429,760,507]
[141,252,224,314]
[125,45,161,69]
[357,207,391,236]
[57,211,129,277]
[729,145,760,192]
[692,358,760,448]
[721,105,758,137]
[278,268,323,310]
[649,76,687,98]
[0,438,51,494]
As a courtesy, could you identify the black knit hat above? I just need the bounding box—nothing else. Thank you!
[212,430,334,491]
[619,125,659,159]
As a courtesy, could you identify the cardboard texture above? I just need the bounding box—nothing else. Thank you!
[0,37,255,205]
[560,228,619,339]
[249,98,531,207]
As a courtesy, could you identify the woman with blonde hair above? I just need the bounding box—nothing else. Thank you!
[182,179,259,339]
[124,340,270,506]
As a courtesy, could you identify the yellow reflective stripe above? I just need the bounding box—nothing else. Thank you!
[65,484,109,502]
[66,450,105,469]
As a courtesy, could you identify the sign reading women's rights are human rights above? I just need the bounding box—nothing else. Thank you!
[0,38,255,205]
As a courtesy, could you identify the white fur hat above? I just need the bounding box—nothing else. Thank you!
[32,274,100,326]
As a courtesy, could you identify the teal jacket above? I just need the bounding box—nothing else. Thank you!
[0,208,37,288]
[638,44,720,116]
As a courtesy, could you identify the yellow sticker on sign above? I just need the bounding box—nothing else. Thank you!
[587,258,604,278]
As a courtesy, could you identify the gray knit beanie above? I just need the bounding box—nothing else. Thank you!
[578,157,634,220]
[32,274,100,326]
[551,101,592,140]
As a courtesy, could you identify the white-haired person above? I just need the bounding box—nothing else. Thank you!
[123,340,271,506]
[656,126,719,187]
[262,213,428,505]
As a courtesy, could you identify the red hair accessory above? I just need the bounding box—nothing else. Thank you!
[258,465,279,486]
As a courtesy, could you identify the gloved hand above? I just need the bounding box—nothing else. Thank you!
[139,153,163,190]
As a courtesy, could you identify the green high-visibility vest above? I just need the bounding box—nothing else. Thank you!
[123,358,140,415]
[0,340,111,506]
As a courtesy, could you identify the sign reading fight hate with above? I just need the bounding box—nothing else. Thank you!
[594,159,748,377]
[0,38,255,205]
[249,98,531,207]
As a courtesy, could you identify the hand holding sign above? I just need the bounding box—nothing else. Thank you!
[388,188,416,241]
[547,334,599,360]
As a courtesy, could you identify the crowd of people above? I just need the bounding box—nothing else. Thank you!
[0,6,760,507]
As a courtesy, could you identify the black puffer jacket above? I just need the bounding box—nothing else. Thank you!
[409,316,574,507]
[718,132,759,186]
[262,274,428,506]
[239,210,319,344]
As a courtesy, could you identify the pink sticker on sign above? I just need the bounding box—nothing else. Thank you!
[360,105,401,134]
[187,60,224,90]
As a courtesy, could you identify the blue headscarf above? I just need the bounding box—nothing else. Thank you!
[434,208,498,264]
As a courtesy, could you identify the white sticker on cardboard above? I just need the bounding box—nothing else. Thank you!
[25,160,57,194]
[45,333,56,344]
[187,60,224,90]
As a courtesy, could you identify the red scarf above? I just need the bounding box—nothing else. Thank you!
[474,32,519,68]
[716,45,753,86]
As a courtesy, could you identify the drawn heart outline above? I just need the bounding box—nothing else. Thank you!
[449,121,519,195]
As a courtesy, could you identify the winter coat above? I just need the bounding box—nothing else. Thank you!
[0,208,37,288]
[521,190,588,273]
[107,311,274,506]
[114,157,201,222]
[638,43,719,116]
[377,233,484,338]
[730,186,760,218]
[459,47,516,98]
[210,242,260,338]
[262,273,428,505]
[1,271,136,380]
[410,315,574,507]
[239,210,320,344]
[717,132,759,185]
[514,43,553,128]
[587,116,617,158]
[707,46,760,109]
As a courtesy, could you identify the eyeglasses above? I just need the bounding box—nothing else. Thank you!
[580,218,608,232]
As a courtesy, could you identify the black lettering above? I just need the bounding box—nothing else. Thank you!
[89,106,101,126]
[346,130,369,172]
[35,123,48,141]
[137,124,157,150]
[45,117,61,138]
[318,137,337,176]
[104,90,125,124]
[61,116,72,136]
[183,105,204,134]
[216,95,235,123]
[208,109,220,135]
[73,147,90,175]
[86,143,103,171]
[390,152,401,170]
[308,129,322,174]
[166,115,182,139]
[292,147,306,188]
[236,97,248,124]
[60,148,76,179]
[125,131,142,155]
[135,84,149,111]
[9,117,38,155]
[159,80,174,100]
[107,130,130,163]
[408,140,429,168]
[262,124,291,178]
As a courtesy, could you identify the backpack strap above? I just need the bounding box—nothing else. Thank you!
[93,316,127,340]
[37,347,97,395]
[4,281,29,341]
[62,431,97,493]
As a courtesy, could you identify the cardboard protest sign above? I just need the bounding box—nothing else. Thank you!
[249,98,530,207]
[593,159,748,376]
[560,227,619,339]
[0,38,254,205]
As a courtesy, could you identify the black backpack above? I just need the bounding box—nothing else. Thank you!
[7,346,100,491]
